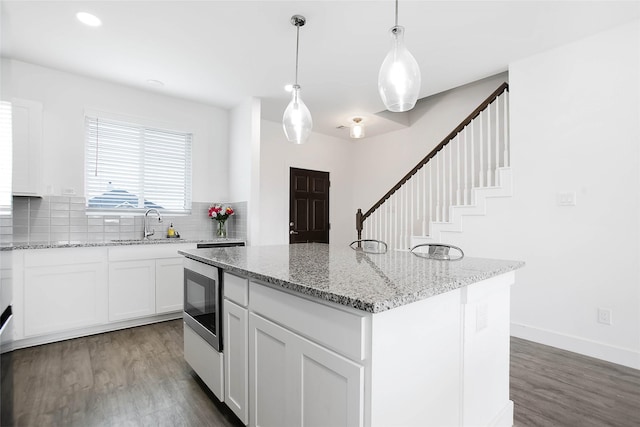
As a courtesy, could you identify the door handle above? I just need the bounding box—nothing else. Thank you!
[290,230,299,235]
[289,222,295,227]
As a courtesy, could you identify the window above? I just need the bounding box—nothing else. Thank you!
[85,116,192,214]
[0,101,12,215]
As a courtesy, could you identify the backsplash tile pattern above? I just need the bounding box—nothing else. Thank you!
[10,197,248,244]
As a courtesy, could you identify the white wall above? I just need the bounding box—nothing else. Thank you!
[258,120,355,247]
[436,21,640,369]
[229,97,259,202]
[352,73,508,214]
[229,97,261,245]
[1,59,229,203]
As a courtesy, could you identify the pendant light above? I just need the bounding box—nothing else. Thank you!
[283,15,312,144]
[378,0,421,112]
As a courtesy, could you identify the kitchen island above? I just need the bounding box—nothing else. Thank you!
[179,243,524,427]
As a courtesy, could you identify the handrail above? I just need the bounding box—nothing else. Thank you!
[356,82,509,240]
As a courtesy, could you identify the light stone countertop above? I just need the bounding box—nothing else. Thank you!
[1,238,245,251]
[179,243,524,314]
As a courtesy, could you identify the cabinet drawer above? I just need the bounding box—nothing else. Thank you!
[108,243,196,262]
[249,282,366,362]
[224,272,248,307]
[24,247,106,267]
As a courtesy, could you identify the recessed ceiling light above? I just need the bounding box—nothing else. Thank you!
[146,79,165,88]
[284,84,293,92]
[76,12,102,27]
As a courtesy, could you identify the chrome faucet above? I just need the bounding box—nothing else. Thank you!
[144,208,162,239]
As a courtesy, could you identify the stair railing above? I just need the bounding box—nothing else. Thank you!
[356,82,510,250]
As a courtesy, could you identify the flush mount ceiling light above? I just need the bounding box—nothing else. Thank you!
[282,15,312,145]
[76,12,102,27]
[350,118,365,139]
[378,0,421,112]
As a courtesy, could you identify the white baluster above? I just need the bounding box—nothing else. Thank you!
[413,171,418,237]
[400,188,405,250]
[393,192,398,251]
[487,102,492,186]
[479,109,485,188]
[441,150,446,222]
[470,120,475,201]
[428,161,433,234]
[463,126,469,205]
[456,134,461,206]
[435,150,440,222]
[504,92,510,167]
[495,98,501,182]
[447,143,452,221]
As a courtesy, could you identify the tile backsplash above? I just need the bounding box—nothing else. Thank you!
[7,196,247,244]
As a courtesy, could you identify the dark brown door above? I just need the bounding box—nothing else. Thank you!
[289,167,330,244]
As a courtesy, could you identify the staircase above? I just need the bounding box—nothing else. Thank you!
[355,83,511,250]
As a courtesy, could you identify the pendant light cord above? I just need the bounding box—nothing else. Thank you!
[294,24,300,86]
[395,0,399,27]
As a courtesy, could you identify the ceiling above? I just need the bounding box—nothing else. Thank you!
[2,1,639,140]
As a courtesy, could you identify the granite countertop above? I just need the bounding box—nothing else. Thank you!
[179,243,524,314]
[1,238,245,251]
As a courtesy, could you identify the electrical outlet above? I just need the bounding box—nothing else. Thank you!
[597,308,612,325]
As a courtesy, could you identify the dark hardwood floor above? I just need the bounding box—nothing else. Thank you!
[9,320,640,426]
[510,337,640,427]
[10,320,243,427]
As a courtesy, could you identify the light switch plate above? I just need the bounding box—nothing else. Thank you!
[557,192,576,206]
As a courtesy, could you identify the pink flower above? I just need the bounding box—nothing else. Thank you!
[208,204,235,221]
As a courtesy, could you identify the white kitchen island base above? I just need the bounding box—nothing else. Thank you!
[248,272,514,427]
[368,273,513,427]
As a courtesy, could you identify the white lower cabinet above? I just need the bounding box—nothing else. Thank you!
[13,243,196,347]
[222,275,366,427]
[107,244,196,322]
[224,299,248,424]
[184,322,224,400]
[156,257,185,314]
[248,310,364,427]
[108,259,156,321]
[22,247,108,337]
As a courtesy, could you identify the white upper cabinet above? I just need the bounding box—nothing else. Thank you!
[12,98,44,196]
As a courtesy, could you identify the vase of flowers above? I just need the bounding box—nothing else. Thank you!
[208,204,235,239]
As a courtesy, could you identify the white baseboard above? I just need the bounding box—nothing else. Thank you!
[489,400,514,427]
[9,312,182,351]
[511,322,640,370]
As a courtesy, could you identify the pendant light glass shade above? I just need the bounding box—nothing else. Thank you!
[378,25,421,112]
[283,84,312,144]
[282,15,312,144]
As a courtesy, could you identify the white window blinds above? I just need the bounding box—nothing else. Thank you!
[0,101,12,216]
[85,116,192,213]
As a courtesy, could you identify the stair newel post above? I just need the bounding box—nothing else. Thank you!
[356,209,363,247]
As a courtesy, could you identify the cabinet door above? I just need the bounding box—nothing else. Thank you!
[155,257,184,314]
[108,260,155,321]
[296,337,364,427]
[12,99,43,196]
[224,299,248,425]
[249,313,364,427]
[249,313,290,427]
[24,262,108,336]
